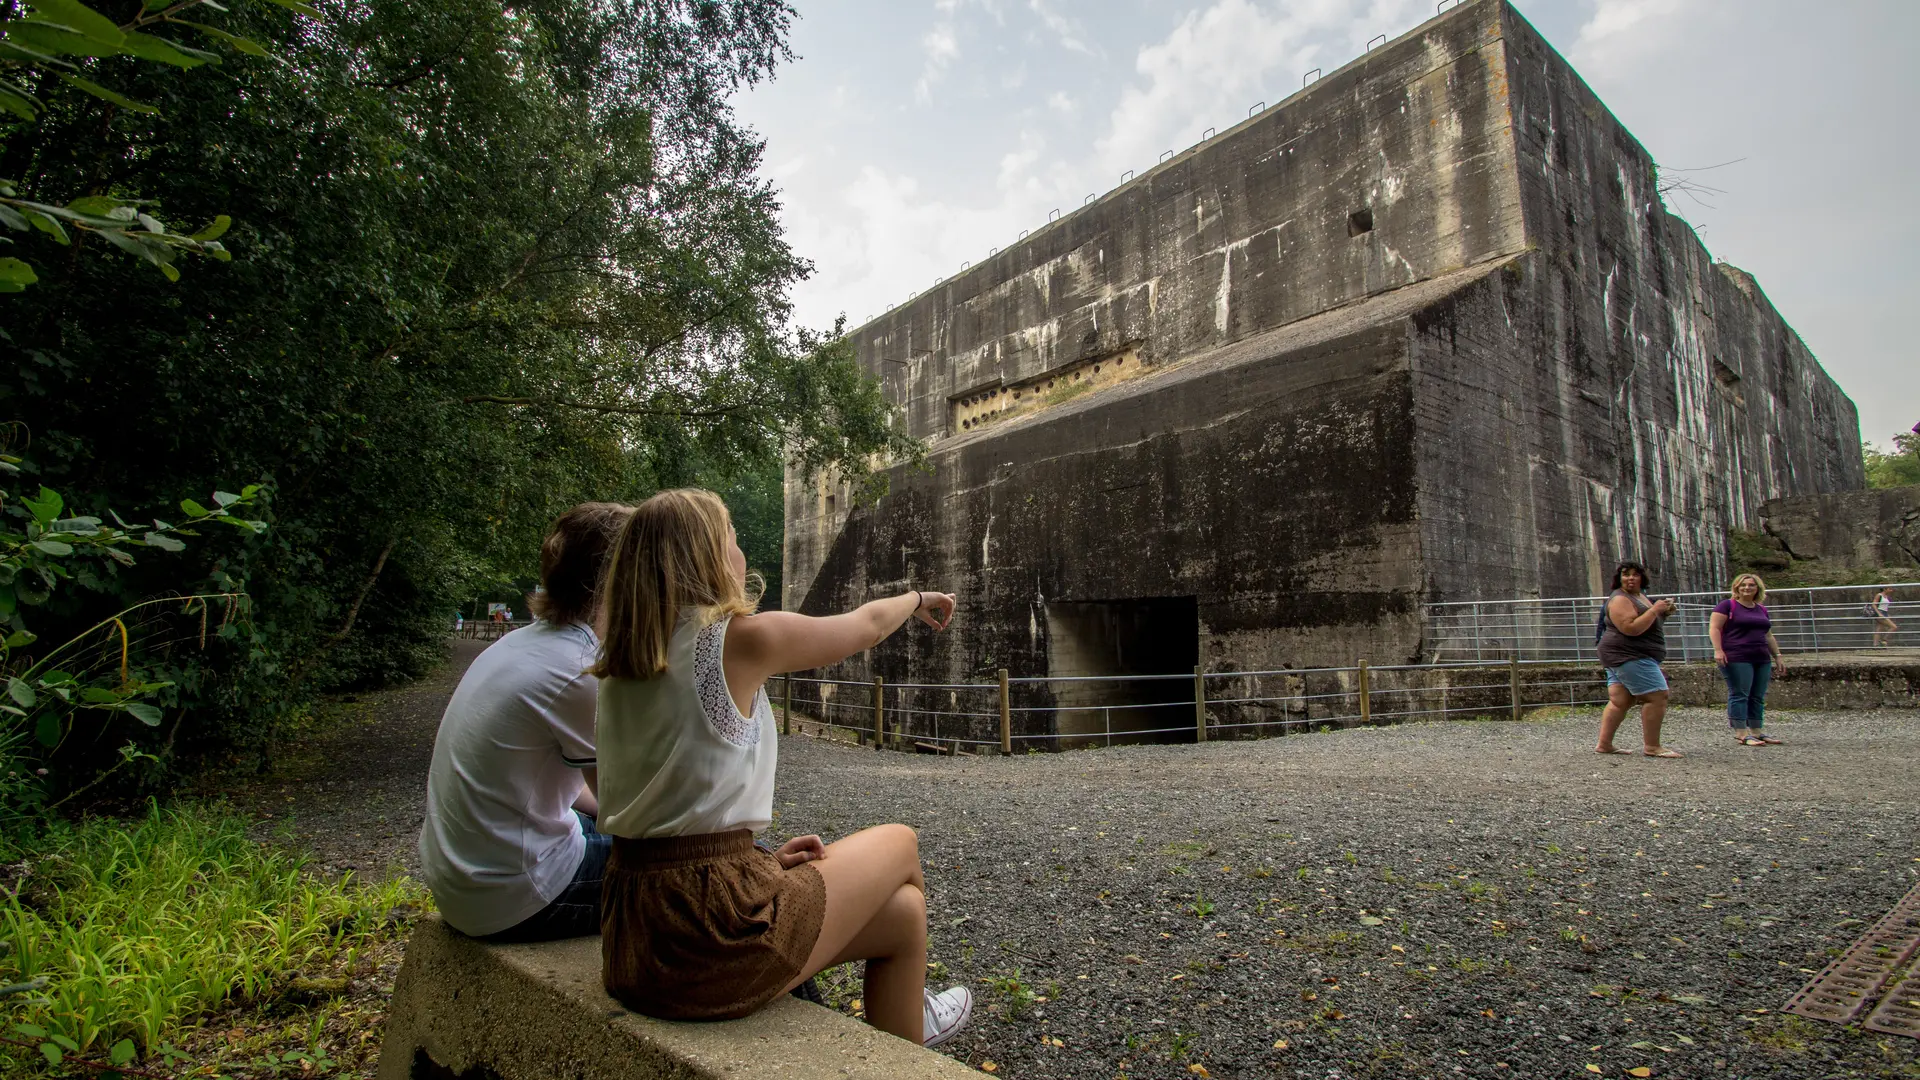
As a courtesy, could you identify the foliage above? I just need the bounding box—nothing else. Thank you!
[1863,433,1920,489]
[0,803,426,1075]
[0,0,914,787]
[0,439,266,835]
[0,0,289,288]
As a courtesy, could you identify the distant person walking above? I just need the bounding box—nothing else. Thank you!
[1595,560,1682,758]
[1711,573,1784,747]
[1872,587,1898,647]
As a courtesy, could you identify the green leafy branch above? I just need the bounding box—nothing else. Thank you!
[0,182,230,288]
[0,0,320,289]
[0,0,315,121]
[2,450,267,641]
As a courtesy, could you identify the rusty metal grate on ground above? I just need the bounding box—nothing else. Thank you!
[1785,880,1920,1037]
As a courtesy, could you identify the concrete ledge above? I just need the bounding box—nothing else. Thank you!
[376,916,978,1080]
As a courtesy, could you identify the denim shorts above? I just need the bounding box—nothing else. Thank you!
[1605,657,1669,696]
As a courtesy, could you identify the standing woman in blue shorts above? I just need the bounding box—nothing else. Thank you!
[1594,560,1682,758]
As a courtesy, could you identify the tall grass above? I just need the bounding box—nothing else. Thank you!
[0,804,424,1067]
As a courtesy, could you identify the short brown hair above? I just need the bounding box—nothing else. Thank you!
[591,489,758,680]
[529,502,633,626]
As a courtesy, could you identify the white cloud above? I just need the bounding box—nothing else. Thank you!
[1569,0,1697,73]
[1046,90,1076,115]
[916,22,961,103]
[1091,0,1429,180]
[1028,0,1094,56]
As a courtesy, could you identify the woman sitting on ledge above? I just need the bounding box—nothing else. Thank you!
[588,488,972,1047]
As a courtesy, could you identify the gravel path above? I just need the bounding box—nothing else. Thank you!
[772,709,1920,1080]
[245,643,1920,1078]
[228,638,488,880]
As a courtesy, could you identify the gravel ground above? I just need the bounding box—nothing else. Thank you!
[771,708,1920,1080]
[241,643,1920,1079]
[223,637,487,880]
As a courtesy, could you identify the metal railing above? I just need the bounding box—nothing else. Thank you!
[453,618,532,641]
[1425,583,1918,663]
[773,658,1609,757]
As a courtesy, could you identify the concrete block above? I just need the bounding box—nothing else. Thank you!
[376,916,977,1080]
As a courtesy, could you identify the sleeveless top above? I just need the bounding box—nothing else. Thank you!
[1597,590,1665,666]
[596,614,777,839]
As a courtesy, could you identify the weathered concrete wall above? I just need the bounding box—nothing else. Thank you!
[1411,3,1863,603]
[786,0,1525,610]
[1757,486,1920,571]
[792,264,1520,741]
[782,0,1863,735]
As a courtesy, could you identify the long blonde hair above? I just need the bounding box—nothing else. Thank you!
[1728,573,1768,604]
[591,488,759,680]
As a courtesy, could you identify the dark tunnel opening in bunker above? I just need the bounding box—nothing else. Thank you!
[1041,598,1199,747]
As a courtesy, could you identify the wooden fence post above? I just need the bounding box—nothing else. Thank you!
[872,676,885,751]
[998,669,1012,755]
[782,674,793,736]
[1194,665,1208,742]
[1357,659,1371,725]
[1509,658,1521,723]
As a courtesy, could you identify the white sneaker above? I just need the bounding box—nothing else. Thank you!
[923,985,973,1047]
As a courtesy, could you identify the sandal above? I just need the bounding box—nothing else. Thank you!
[1643,747,1684,759]
[1736,735,1766,747]
[1754,734,1783,745]
[1594,746,1633,755]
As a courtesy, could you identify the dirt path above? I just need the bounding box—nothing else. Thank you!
[229,637,487,881]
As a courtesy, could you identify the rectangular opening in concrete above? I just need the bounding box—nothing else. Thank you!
[1347,208,1374,236]
[1042,598,1199,748]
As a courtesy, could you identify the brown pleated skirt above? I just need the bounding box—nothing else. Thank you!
[600,829,827,1021]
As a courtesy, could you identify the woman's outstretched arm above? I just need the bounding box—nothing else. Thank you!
[725,591,956,690]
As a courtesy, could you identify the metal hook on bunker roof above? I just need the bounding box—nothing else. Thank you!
[1120,169,1134,184]
[1018,229,1028,240]
[1084,194,1095,205]
[1048,208,1061,222]
[1249,101,1265,117]
[1159,150,1174,163]
[1367,34,1387,51]
[1202,127,1215,141]
[1438,0,1462,13]
[1303,68,1321,86]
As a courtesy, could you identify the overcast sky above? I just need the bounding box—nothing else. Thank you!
[735,0,1919,447]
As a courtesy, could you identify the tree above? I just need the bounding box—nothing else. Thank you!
[1863,433,1920,489]
[0,0,912,785]
[0,0,287,289]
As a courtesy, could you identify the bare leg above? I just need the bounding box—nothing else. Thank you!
[1639,691,1671,753]
[1597,684,1631,751]
[784,823,928,1042]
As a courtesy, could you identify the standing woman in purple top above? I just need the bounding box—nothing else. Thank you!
[1710,573,1784,746]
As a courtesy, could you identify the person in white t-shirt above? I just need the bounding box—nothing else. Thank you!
[419,502,632,940]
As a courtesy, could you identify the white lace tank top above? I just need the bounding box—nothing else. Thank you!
[596,614,777,838]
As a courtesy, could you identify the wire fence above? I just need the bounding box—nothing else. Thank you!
[453,618,532,641]
[774,658,1609,757]
[1426,582,1918,663]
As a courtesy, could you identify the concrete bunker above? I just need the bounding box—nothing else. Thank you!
[1042,598,1198,747]
[781,0,1863,728]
